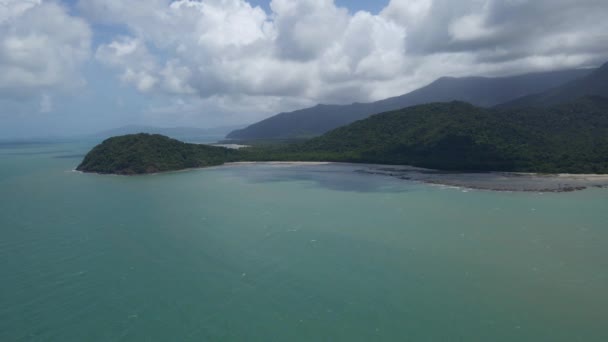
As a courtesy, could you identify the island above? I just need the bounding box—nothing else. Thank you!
[77,97,608,176]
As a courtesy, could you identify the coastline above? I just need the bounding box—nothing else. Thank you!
[356,166,608,193]
[225,161,333,166]
[75,161,608,193]
[223,162,608,193]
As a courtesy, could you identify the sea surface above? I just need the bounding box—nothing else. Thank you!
[1,140,607,341]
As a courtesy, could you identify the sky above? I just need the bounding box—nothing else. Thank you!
[1,0,608,138]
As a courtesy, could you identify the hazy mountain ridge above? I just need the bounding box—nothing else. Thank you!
[499,62,608,108]
[227,67,595,140]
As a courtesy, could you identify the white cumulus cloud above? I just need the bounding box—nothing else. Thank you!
[85,0,410,111]
[0,0,91,101]
[79,0,608,121]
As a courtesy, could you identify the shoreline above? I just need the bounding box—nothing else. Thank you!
[225,161,333,166]
[355,166,608,193]
[74,161,608,193]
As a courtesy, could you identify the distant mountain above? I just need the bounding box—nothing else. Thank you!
[226,68,594,140]
[499,62,608,108]
[95,125,245,141]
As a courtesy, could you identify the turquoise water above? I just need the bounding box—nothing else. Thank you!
[1,141,607,341]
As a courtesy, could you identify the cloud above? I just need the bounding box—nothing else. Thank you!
[39,94,53,113]
[271,0,350,61]
[86,0,408,109]
[385,0,608,62]
[95,36,160,92]
[381,0,432,25]
[0,0,91,101]
[142,94,316,127]
[82,0,608,120]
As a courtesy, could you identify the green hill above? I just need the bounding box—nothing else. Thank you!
[76,134,238,175]
[286,97,608,173]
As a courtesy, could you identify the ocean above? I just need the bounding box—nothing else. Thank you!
[1,140,607,341]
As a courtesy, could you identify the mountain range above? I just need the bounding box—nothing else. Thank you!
[78,96,608,175]
[499,62,608,108]
[283,96,608,173]
[78,59,608,175]
[226,67,597,140]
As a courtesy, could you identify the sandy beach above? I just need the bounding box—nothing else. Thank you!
[226,161,333,166]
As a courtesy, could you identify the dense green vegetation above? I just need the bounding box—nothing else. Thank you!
[78,96,608,175]
[227,68,593,140]
[277,97,608,173]
[76,134,239,175]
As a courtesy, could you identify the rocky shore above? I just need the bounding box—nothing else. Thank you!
[357,166,608,192]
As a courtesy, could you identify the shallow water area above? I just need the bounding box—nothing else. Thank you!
[1,141,607,341]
